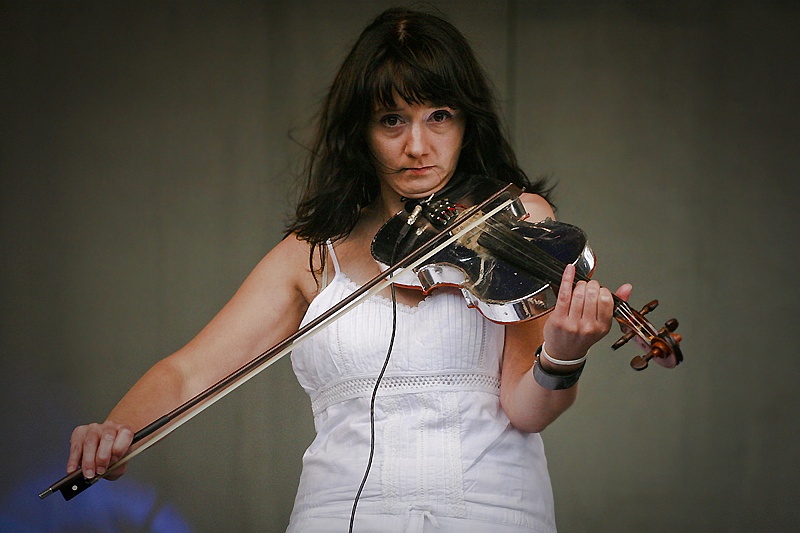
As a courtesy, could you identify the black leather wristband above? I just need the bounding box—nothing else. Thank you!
[532,345,584,390]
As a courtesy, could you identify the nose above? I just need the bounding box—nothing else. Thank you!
[405,121,429,158]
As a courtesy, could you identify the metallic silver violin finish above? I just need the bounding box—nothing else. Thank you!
[372,174,683,369]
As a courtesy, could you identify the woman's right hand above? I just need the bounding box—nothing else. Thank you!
[67,421,134,480]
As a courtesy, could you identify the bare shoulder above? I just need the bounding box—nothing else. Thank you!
[519,192,555,223]
[250,233,320,305]
[267,232,313,265]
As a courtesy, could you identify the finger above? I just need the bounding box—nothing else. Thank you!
[114,425,134,453]
[96,424,133,479]
[95,427,118,475]
[583,280,601,320]
[615,283,633,302]
[110,426,134,465]
[568,280,587,321]
[67,427,87,474]
[597,287,615,327]
[81,429,100,479]
[553,264,575,317]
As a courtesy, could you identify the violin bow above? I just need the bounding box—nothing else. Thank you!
[40,184,518,501]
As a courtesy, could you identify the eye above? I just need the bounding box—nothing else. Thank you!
[379,114,403,127]
[429,110,453,123]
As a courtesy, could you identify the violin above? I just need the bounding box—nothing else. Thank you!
[372,174,683,370]
[40,175,681,502]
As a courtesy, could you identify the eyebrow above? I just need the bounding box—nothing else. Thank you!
[373,102,405,113]
[373,102,455,113]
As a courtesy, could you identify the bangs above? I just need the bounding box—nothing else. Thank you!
[367,54,458,110]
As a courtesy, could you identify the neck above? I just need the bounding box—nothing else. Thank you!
[371,190,406,221]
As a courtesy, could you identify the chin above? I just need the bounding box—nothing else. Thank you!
[399,189,436,200]
[396,175,451,199]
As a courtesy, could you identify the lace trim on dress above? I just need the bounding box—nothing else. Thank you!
[310,371,501,416]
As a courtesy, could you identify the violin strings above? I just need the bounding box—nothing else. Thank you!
[476,217,652,333]
[478,218,573,285]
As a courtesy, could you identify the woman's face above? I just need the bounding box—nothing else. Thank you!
[367,95,465,208]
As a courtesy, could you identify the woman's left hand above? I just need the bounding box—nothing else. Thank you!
[542,263,626,363]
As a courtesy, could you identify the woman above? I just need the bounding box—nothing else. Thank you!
[67,8,631,532]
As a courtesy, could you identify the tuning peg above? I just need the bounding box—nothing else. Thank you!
[630,354,650,370]
[612,330,635,350]
[630,344,664,371]
[630,333,679,371]
[640,300,659,315]
[658,320,681,345]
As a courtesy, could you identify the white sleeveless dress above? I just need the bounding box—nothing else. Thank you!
[287,244,557,533]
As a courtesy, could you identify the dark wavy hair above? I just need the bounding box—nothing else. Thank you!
[286,7,551,271]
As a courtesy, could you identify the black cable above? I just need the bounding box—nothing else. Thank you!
[348,240,401,533]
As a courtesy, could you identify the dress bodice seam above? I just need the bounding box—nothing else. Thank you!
[313,269,437,314]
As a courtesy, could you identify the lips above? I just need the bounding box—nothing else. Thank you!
[405,166,434,174]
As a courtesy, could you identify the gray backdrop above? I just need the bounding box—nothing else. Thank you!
[2,1,799,531]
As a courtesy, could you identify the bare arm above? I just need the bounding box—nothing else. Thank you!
[67,234,316,479]
[499,194,620,433]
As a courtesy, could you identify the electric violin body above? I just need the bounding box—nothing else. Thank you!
[372,175,683,369]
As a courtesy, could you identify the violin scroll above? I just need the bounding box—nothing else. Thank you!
[611,298,683,371]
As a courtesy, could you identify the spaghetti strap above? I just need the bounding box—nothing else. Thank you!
[320,240,340,290]
[325,240,341,274]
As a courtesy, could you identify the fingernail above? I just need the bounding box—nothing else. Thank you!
[97,467,106,475]
[85,469,94,478]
